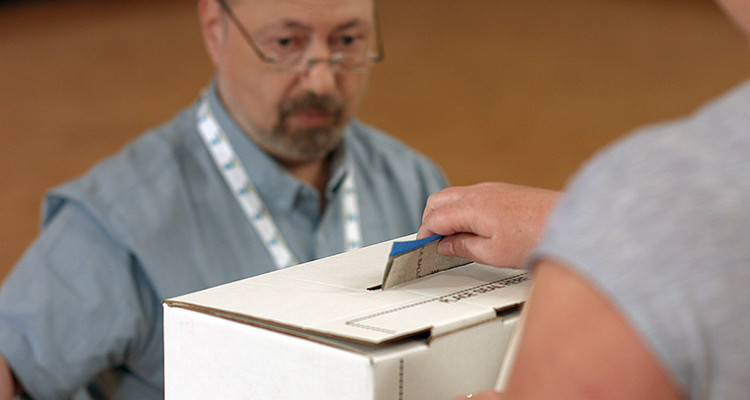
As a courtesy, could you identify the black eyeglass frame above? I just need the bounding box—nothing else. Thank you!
[216,0,385,72]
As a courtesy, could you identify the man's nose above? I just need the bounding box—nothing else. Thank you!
[298,42,337,95]
[303,61,337,95]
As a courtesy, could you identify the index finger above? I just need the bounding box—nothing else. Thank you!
[421,186,468,224]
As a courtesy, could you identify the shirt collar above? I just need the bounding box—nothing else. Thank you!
[205,82,351,211]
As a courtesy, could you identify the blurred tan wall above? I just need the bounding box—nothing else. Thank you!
[1,0,749,282]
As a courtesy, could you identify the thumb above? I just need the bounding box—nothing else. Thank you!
[438,233,479,260]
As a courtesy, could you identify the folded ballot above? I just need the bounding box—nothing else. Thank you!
[381,235,472,289]
[163,235,528,399]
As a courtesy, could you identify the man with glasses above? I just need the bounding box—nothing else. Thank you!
[0,0,452,398]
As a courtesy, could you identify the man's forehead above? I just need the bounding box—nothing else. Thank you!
[237,0,375,25]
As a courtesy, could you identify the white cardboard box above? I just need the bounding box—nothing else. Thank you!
[163,237,528,400]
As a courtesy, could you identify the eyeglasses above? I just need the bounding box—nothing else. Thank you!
[217,0,385,74]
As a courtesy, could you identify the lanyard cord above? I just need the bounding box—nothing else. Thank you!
[196,99,362,269]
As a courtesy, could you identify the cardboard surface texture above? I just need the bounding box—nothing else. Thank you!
[164,236,528,399]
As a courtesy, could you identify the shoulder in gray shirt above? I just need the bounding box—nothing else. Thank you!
[531,80,750,399]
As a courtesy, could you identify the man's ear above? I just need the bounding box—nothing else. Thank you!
[198,0,226,66]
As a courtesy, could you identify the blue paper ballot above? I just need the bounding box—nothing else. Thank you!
[382,235,472,289]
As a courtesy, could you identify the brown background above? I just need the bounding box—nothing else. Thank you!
[2,0,749,282]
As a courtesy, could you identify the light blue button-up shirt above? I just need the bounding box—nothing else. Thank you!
[0,84,447,399]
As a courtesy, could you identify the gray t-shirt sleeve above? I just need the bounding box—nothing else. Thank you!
[528,115,750,399]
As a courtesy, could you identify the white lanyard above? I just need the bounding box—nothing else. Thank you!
[196,99,362,269]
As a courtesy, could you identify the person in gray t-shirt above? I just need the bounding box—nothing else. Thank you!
[417,0,750,398]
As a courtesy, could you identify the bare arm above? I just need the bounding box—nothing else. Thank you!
[420,183,683,399]
[456,260,683,400]
[0,354,17,400]
[418,182,560,268]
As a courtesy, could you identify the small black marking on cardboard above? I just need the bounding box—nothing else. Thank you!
[399,358,405,400]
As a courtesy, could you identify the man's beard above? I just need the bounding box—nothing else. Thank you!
[256,92,346,163]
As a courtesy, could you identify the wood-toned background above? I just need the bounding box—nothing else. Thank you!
[2,0,749,282]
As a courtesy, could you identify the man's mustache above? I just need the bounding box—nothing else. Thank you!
[279,92,343,117]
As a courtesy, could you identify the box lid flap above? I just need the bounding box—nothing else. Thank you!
[165,237,528,344]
